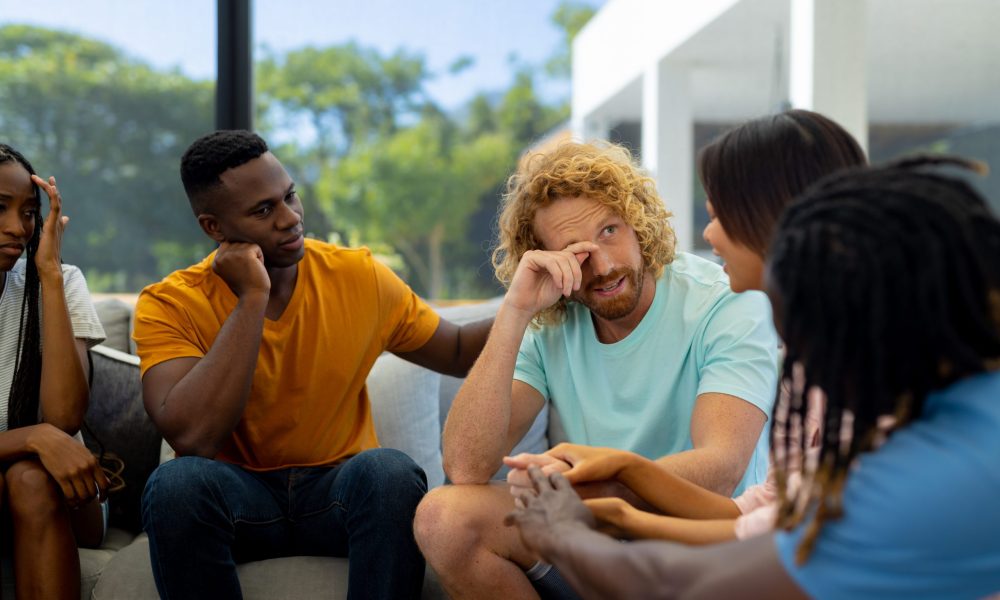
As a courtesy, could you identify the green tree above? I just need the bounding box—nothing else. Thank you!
[256,43,430,238]
[545,1,598,79]
[0,25,214,291]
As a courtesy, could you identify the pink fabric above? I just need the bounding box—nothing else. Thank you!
[734,385,824,540]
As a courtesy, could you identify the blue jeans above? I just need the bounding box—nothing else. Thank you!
[141,448,427,600]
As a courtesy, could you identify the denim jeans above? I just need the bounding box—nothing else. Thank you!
[141,448,427,600]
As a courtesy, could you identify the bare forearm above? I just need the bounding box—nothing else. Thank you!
[449,318,494,375]
[541,523,682,600]
[152,294,267,457]
[654,447,747,497]
[622,511,738,545]
[37,273,88,432]
[618,457,741,519]
[0,426,42,462]
[442,303,532,483]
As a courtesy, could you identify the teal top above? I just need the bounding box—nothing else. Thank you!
[514,252,779,495]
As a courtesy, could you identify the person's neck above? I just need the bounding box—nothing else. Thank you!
[264,262,299,320]
[0,271,6,297]
[591,271,656,344]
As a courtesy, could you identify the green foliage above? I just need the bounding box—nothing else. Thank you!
[0,24,214,291]
[545,1,597,79]
[0,0,589,298]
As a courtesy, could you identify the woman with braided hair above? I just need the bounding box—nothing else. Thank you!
[0,143,108,598]
[505,156,1000,599]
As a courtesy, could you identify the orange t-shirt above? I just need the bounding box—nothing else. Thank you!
[133,239,440,471]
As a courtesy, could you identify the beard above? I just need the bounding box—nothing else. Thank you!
[572,266,645,321]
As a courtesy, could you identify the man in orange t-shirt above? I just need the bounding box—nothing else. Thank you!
[134,130,491,600]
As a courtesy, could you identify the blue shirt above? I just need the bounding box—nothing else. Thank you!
[776,369,1000,599]
[514,252,779,496]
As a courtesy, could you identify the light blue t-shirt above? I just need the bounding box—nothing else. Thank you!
[514,252,779,496]
[776,369,1000,599]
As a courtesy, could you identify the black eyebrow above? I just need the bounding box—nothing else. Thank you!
[249,183,295,212]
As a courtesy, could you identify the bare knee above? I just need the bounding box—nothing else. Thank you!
[6,460,63,522]
[414,485,479,561]
[415,484,525,567]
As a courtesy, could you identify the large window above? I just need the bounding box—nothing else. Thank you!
[251,0,601,299]
[0,2,216,292]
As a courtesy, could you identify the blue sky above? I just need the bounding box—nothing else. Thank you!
[1,0,604,109]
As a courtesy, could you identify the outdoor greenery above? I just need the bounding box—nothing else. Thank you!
[0,1,596,298]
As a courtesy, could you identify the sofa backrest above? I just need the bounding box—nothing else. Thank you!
[86,297,550,533]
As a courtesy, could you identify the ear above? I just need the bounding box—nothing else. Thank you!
[197,213,226,243]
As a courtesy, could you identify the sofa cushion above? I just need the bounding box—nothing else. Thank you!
[85,345,162,533]
[93,298,135,354]
[367,353,444,488]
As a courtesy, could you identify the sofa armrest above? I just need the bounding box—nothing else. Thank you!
[85,344,161,533]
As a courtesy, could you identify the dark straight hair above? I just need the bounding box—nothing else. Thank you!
[697,109,867,256]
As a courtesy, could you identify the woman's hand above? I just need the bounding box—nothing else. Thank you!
[30,174,69,281]
[26,423,109,508]
[545,443,635,485]
[584,496,635,538]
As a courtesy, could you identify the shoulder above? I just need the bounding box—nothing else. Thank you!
[136,253,216,310]
[658,252,733,305]
[300,239,377,276]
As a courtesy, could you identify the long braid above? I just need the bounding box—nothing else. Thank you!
[768,155,1000,564]
[1,143,43,429]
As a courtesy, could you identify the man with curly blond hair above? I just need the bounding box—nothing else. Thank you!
[414,141,778,599]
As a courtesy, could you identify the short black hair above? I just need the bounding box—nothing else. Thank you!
[180,130,269,214]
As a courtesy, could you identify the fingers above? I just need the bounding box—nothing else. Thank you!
[507,468,530,489]
[30,175,62,214]
[549,471,573,491]
[527,465,554,493]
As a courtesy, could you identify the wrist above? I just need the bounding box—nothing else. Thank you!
[237,289,269,307]
[543,519,593,557]
[23,423,52,454]
[496,301,535,330]
[37,267,65,287]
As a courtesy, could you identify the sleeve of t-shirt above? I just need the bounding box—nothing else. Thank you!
[372,257,440,353]
[696,290,779,417]
[133,286,207,377]
[513,326,549,400]
[60,264,106,348]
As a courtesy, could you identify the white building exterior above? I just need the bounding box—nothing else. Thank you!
[572,0,1000,251]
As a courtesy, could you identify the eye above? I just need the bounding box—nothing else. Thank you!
[254,205,274,217]
[601,225,617,237]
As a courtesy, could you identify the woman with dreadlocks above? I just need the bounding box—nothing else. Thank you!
[504,156,1000,599]
[506,109,868,545]
[0,143,108,598]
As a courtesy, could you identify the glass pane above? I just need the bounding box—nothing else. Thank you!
[253,0,603,300]
[0,1,216,292]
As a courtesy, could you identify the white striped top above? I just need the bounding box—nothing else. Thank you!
[0,259,106,431]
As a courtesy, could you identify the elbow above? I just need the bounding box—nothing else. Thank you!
[165,433,219,460]
[714,465,745,497]
[442,453,494,485]
[45,407,85,436]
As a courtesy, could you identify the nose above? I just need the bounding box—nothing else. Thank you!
[588,247,614,277]
[702,222,711,244]
[1,210,29,239]
[275,201,302,231]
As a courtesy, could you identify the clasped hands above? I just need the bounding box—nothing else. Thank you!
[504,444,642,541]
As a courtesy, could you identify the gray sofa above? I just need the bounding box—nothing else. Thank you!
[61,298,548,599]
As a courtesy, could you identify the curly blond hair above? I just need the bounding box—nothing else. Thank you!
[492,141,676,326]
